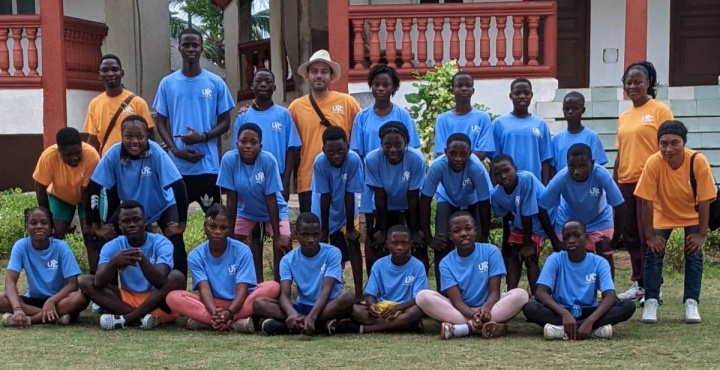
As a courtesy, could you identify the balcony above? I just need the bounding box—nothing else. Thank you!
[347,1,557,81]
[236,38,295,102]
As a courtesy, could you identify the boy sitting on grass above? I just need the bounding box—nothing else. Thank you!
[253,212,355,336]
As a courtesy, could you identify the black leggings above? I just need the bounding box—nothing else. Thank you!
[523,299,636,329]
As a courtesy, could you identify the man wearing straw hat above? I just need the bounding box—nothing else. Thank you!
[289,49,363,298]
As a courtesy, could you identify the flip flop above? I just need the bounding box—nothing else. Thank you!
[481,321,508,339]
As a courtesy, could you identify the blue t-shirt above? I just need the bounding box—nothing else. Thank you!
[421,155,492,208]
[492,113,553,179]
[490,171,547,237]
[231,105,302,174]
[7,238,81,299]
[187,238,257,301]
[551,127,608,171]
[439,243,506,307]
[539,164,624,233]
[99,234,174,293]
[364,255,427,304]
[153,69,235,175]
[217,150,289,222]
[434,109,495,156]
[537,251,614,308]
[91,141,182,224]
[364,147,426,211]
[311,151,365,234]
[350,104,421,157]
[279,243,344,306]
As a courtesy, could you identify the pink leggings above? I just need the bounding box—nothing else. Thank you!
[166,281,280,324]
[416,288,529,324]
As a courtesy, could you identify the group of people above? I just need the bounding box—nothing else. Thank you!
[1,29,714,341]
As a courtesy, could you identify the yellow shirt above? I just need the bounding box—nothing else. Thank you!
[83,89,155,156]
[32,142,99,205]
[289,91,361,193]
[635,149,717,229]
[615,99,673,183]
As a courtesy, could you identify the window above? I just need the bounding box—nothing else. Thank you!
[0,0,38,15]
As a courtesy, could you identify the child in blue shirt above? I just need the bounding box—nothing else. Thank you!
[523,220,636,340]
[434,71,494,160]
[364,122,428,273]
[311,127,365,300]
[217,123,292,283]
[79,201,187,330]
[550,91,608,176]
[253,213,355,336]
[1,207,87,327]
[350,65,421,267]
[416,212,528,340]
[87,115,190,277]
[166,204,280,333]
[420,133,492,289]
[232,69,301,201]
[489,154,560,296]
[336,225,427,334]
[539,143,625,277]
[492,78,553,184]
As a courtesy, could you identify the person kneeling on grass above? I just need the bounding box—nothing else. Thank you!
[79,201,186,330]
[523,220,636,340]
[253,212,355,336]
[166,204,280,333]
[416,211,529,340]
[337,225,427,334]
[1,207,88,327]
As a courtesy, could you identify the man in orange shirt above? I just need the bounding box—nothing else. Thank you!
[33,127,100,269]
[84,54,155,156]
[289,50,361,214]
[634,120,715,324]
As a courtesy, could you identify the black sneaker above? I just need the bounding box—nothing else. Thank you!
[261,319,290,335]
[327,319,360,335]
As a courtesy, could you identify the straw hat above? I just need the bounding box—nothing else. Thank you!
[297,49,341,83]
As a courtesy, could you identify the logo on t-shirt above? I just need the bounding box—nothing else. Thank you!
[141,166,152,177]
[402,171,410,182]
[255,172,265,182]
[320,262,326,273]
[149,254,156,264]
[228,264,236,275]
[462,177,472,188]
[122,106,135,115]
[332,105,344,114]
[532,127,541,137]
[46,259,59,270]
[471,125,481,134]
[585,273,596,283]
[515,196,520,206]
[404,275,415,285]
[641,114,654,123]
[201,88,213,98]
[477,261,489,273]
[342,173,348,182]
[271,121,283,132]
[590,187,600,196]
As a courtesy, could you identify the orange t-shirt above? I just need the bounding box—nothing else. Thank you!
[615,99,673,183]
[634,149,717,229]
[83,89,155,156]
[289,91,361,193]
[32,142,100,205]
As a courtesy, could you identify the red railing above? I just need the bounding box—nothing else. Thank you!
[64,16,108,91]
[237,39,295,101]
[0,15,41,87]
[347,1,556,81]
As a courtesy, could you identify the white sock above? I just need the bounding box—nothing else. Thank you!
[453,323,470,337]
[359,325,364,334]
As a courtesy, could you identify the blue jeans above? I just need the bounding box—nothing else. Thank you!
[644,226,703,303]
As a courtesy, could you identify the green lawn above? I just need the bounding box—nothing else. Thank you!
[1,253,719,370]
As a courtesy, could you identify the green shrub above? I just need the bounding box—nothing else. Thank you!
[405,60,498,159]
[663,229,720,272]
[183,211,207,251]
[0,189,38,258]
[65,232,89,272]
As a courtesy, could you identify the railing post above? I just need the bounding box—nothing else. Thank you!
[0,29,9,76]
[368,18,381,67]
[479,16,490,67]
[351,19,365,69]
[432,17,443,67]
[400,18,413,68]
[11,27,24,76]
[512,16,524,66]
[417,17,429,68]
[527,16,540,66]
[385,18,398,67]
[495,16,507,66]
[464,16,476,67]
[449,16,460,62]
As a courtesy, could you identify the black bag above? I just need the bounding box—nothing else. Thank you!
[689,152,720,230]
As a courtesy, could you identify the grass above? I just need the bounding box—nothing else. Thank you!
[1,253,720,370]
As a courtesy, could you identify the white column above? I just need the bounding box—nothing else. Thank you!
[270,0,285,102]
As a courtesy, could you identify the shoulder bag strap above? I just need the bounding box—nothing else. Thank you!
[690,152,699,212]
[308,93,333,128]
[100,93,137,153]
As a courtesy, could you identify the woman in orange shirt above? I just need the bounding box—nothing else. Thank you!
[613,61,673,302]
[634,121,715,324]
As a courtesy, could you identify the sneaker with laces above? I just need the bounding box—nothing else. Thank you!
[2,312,32,327]
[100,314,127,330]
[684,299,701,323]
[640,291,663,306]
[617,282,644,301]
[186,318,211,331]
[440,322,455,340]
[140,314,160,330]
[231,317,255,333]
[261,318,290,335]
[591,324,613,339]
[641,298,659,323]
[543,324,567,340]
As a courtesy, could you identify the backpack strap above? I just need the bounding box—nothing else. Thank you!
[308,93,333,128]
[100,93,137,153]
[690,152,699,212]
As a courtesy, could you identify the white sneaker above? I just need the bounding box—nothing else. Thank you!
[640,291,663,306]
[100,314,126,330]
[91,302,102,314]
[617,282,644,301]
[440,322,455,340]
[543,324,567,340]
[591,324,613,339]
[685,299,701,324]
[641,298,659,323]
[139,314,160,330]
